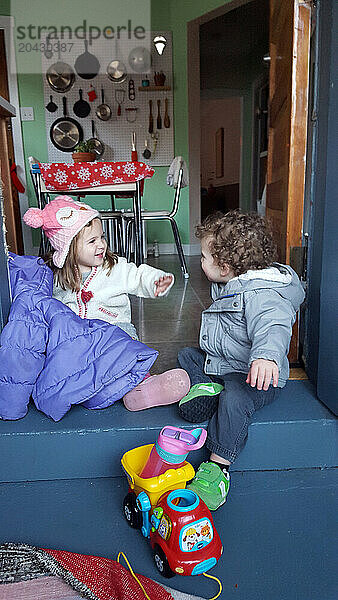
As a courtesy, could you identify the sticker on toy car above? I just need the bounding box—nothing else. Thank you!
[179,518,213,552]
[158,514,172,540]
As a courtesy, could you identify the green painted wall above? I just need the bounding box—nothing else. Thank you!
[0,3,10,16]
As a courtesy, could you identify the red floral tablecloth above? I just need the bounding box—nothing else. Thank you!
[38,161,155,191]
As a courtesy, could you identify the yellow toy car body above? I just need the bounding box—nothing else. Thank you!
[121,443,195,507]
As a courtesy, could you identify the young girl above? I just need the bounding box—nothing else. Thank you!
[23,195,190,410]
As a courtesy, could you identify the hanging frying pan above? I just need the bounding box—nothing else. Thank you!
[106,36,127,83]
[46,61,75,93]
[88,119,104,158]
[50,96,83,152]
[73,89,91,118]
[46,95,58,113]
[96,89,112,121]
[75,39,100,79]
[106,59,127,83]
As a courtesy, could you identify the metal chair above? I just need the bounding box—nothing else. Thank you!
[125,165,189,278]
[28,157,125,256]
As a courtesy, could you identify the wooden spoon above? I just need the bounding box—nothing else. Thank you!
[164,98,170,128]
[157,99,162,129]
[148,100,154,134]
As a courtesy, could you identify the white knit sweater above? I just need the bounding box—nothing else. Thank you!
[53,257,174,324]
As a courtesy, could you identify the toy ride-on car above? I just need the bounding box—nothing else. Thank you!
[121,443,223,577]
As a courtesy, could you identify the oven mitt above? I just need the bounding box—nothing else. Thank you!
[179,382,224,406]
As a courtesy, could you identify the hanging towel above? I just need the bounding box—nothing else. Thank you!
[167,156,189,188]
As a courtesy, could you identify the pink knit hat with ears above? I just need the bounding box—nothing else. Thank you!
[23,196,100,268]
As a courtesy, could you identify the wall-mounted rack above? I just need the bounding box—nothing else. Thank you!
[41,31,174,166]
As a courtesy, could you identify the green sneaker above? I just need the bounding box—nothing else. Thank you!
[179,383,224,406]
[187,462,230,511]
[178,383,224,422]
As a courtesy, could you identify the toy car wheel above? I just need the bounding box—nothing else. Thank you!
[153,545,175,578]
[123,492,141,529]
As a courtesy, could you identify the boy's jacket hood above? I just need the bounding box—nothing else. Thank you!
[211,263,305,311]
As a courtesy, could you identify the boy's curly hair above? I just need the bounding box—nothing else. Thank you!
[195,210,278,276]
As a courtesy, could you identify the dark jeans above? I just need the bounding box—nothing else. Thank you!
[177,347,281,463]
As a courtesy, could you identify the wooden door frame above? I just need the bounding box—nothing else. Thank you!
[0,16,33,255]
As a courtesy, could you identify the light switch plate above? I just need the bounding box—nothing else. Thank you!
[20,107,34,121]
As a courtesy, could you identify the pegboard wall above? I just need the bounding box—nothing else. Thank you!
[41,31,173,166]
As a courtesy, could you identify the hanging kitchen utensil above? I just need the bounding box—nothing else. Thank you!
[128,79,135,100]
[75,39,100,80]
[128,46,151,73]
[148,99,154,134]
[164,98,170,128]
[87,85,97,102]
[157,99,162,129]
[44,33,54,59]
[46,60,75,93]
[106,59,127,83]
[115,89,125,116]
[46,95,58,113]
[88,119,104,158]
[131,131,138,161]
[73,89,91,118]
[96,89,112,121]
[106,37,127,83]
[151,132,159,156]
[125,107,138,123]
[142,139,151,159]
[50,96,83,152]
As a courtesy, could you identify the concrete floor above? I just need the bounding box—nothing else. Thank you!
[131,254,209,373]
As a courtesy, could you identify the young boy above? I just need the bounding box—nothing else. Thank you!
[177,211,305,510]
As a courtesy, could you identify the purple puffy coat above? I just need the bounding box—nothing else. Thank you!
[0,254,158,421]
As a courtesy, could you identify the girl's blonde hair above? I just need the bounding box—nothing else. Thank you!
[44,218,118,291]
[195,210,278,276]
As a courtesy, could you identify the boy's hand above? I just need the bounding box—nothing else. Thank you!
[154,275,173,296]
[246,359,279,390]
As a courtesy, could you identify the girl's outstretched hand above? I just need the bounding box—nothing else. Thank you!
[246,358,279,390]
[154,275,173,296]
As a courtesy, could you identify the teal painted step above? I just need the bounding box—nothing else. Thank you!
[0,469,336,600]
[0,381,336,483]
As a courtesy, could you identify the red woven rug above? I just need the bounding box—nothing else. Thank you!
[0,544,173,600]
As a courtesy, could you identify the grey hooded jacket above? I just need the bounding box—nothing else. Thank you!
[199,263,305,387]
